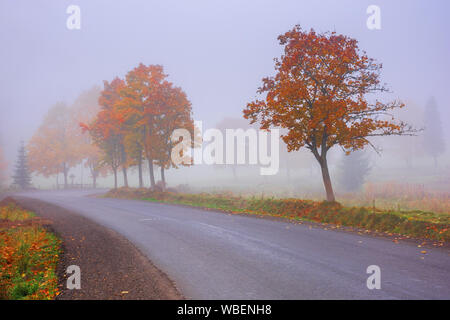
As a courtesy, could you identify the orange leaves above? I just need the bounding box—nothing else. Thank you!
[28,102,82,178]
[244,25,413,156]
[243,25,416,201]
[0,204,34,221]
[0,205,61,300]
[79,122,90,133]
[86,63,195,178]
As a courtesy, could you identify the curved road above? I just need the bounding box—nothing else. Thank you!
[13,190,450,299]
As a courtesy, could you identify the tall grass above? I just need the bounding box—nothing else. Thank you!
[338,182,450,214]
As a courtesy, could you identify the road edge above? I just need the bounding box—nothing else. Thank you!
[10,196,184,300]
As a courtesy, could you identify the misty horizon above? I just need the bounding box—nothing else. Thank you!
[1,0,449,200]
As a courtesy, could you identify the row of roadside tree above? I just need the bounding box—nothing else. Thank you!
[28,63,195,189]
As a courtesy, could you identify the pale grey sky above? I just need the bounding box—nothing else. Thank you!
[1,0,449,173]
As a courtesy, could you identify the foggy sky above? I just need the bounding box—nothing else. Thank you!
[1,0,449,174]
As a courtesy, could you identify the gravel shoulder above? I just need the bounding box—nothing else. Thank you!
[8,196,182,300]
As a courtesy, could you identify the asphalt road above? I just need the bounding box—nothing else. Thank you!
[13,190,450,299]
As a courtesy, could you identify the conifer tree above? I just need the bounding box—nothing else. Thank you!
[12,141,32,189]
[338,150,371,192]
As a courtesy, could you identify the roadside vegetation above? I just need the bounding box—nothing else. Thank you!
[106,187,450,242]
[206,181,450,216]
[339,182,450,215]
[0,202,61,300]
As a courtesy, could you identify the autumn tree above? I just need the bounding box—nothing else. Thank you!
[82,79,126,189]
[423,97,445,167]
[153,85,195,188]
[244,26,415,201]
[102,79,130,188]
[72,86,107,188]
[82,64,195,190]
[123,131,145,188]
[12,141,32,189]
[29,90,107,189]
[28,103,81,188]
[82,144,105,188]
[117,64,169,188]
[28,126,61,186]
[116,64,196,189]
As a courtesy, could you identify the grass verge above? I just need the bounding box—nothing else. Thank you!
[105,187,450,242]
[0,203,61,300]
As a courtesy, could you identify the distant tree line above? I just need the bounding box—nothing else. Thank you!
[27,64,195,190]
[81,64,195,189]
[28,87,104,189]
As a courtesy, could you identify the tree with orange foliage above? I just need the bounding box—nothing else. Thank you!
[82,79,126,189]
[153,84,195,188]
[84,64,195,189]
[28,103,81,188]
[244,26,415,201]
[72,86,108,188]
[117,64,169,188]
[123,131,145,188]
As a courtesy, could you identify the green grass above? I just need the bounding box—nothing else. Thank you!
[106,188,450,242]
[0,204,35,221]
[0,203,61,300]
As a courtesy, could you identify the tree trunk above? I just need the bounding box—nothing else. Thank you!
[319,157,335,202]
[122,167,129,188]
[148,159,155,188]
[113,168,117,189]
[93,175,97,189]
[63,163,68,189]
[161,166,166,191]
[138,154,143,188]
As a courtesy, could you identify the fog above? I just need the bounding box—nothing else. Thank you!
[1,0,449,205]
